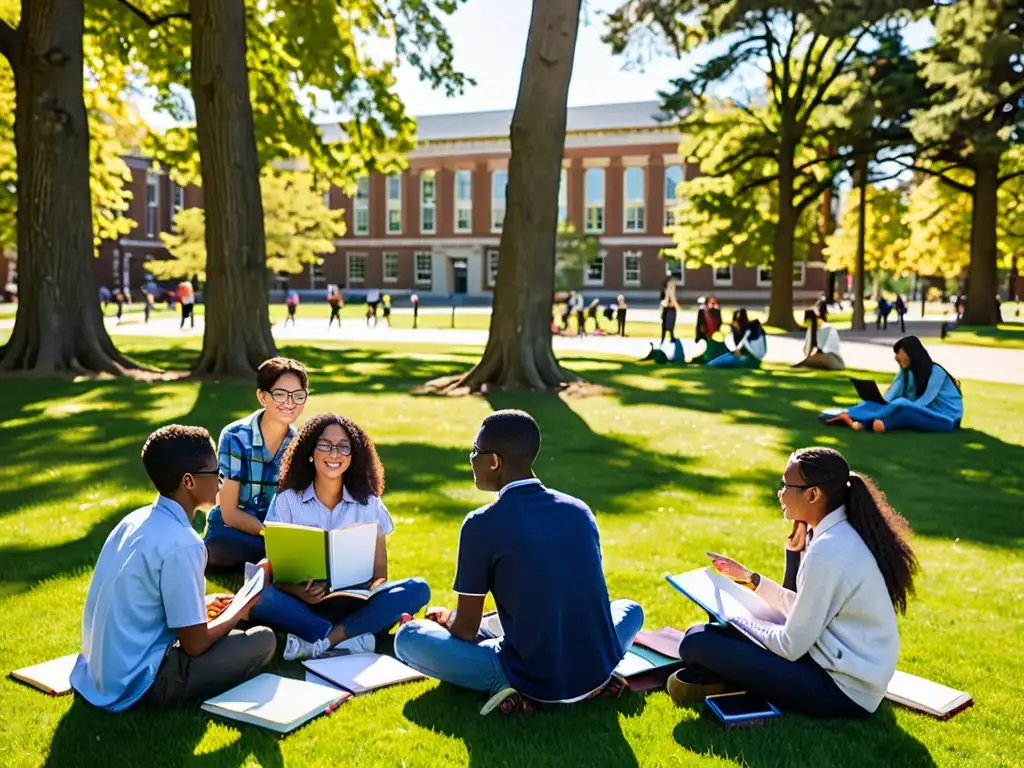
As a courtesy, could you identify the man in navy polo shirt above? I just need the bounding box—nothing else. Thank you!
[394,410,643,713]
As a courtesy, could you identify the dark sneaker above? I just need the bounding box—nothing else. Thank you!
[666,667,732,706]
[589,674,628,701]
[480,687,534,715]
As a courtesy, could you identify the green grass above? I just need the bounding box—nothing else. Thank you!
[1,339,1023,767]
[944,322,1024,350]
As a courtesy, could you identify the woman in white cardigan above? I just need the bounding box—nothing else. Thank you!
[669,447,918,717]
[794,309,845,370]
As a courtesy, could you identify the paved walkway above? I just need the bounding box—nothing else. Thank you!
[64,313,1024,386]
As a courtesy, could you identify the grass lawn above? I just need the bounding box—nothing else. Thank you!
[944,322,1024,350]
[2,339,1023,767]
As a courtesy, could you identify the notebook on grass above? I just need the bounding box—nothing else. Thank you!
[614,645,685,692]
[666,568,785,649]
[886,671,973,719]
[633,627,684,659]
[201,674,349,734]
[302,653,428,695]
[9,654,78,696]
[850,378,887,404]
[264,521,377,595]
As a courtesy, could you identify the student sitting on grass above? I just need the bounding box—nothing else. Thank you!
[794,308,845,370]
[394,410,644,715]
[825,336,963,433]
[204,357,308,569]
[671,447,918,718]
[706,309,767,368]
[252,413,430,661]
[71,426,275,711]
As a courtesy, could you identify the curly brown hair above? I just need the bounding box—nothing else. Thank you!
[277,413,384,504]
[791,447,918,615]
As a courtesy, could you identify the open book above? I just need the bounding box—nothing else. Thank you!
[265,521,377,595]
[302,653,427,695]
[614,645,685,692]
[666,567,786,649]
[886,671,973,719]
[9,654,78,696]
[201,673,349,734]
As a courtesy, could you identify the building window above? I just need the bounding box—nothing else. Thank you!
[420,172,436,234]
[713,265,733,286]
[415,251,433,284]
[386,174,402,234]
[623,167,646,233]
[584,250,606,286]
[347,253,366,283]
[322,188,331,209]
[665,165,684,229]
[584,168,604,233]
[486,248,499,287]
[757,266,773,287]
[146,172,159,237]
[454,170,472,233]
[354,177,370,235]
[623,251,642,287]
[491,170,508,232]
[558,169,568,224]
[756,264,807,286]
[793,262,806,286]
[170,181,185,232]
[383,252,399,282]
[311,261,326,290]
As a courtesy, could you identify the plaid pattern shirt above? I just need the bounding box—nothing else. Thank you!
[204,409,295,537]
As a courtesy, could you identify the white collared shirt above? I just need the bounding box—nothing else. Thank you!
[266,483,394,534]
[498,477,542,497]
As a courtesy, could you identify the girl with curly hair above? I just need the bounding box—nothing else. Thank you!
[668,447,918,718]
[249,413,430,661]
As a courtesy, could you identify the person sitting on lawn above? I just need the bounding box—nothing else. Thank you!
[71,426,275,711]
[671,446,917,718]
[252,413,430,661]
[706,309,767,368]
[393,410,644,714]
[794,308,845,370]
[204,357,308,568]
[825,336,963,433]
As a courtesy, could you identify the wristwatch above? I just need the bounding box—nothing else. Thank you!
[740,572,761,589]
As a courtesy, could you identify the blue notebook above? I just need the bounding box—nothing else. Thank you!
[666,568,785,648]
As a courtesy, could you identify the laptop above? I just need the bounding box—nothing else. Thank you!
[849,378,886,404]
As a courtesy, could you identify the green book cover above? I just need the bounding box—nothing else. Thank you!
[264,523,328,583]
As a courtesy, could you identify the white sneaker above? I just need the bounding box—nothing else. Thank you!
[328,633,376,656]
[282,634,332,662]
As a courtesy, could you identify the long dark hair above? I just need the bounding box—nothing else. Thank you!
[893,336,961,398]
[277,413,385,504]
[731,308,750,345]
[804,309,819,351]
[791,447,918,614]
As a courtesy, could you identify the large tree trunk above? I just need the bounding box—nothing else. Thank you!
[851,156,868,331]
[962,156,1000,326]
[766,133,798,330]
[0,0,141,376]
[189,0,276,376]
[446,0,582,392]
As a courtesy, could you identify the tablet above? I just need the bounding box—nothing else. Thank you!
[705,692,781,727]
[850,377,886,405]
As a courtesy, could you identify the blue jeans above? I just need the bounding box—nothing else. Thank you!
[706,351,761,368]
[847,398,958,433]
[250,578,431,643]
[393,599,644,697]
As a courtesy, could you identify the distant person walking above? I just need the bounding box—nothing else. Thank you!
[893,295,907,333]
[615,295,628,337]
[660,277,679,344]
[285,289,300,327]
[144,290,154,324]
[327,286,343,329]
[177,280,195,329]
[382,294,392,327]
[875,297,891,331]
[366,288,381,327]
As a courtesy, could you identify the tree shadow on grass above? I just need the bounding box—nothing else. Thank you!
[671,702,935,768]
[44,698,284,768]
[403,685,646,768]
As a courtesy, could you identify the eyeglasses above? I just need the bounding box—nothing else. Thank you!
[315,441,352,457]
[779,479,815,492]
[192,470,224,488]
[470,444,496,461]
[265,388,309,405]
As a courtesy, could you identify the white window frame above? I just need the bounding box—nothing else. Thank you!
[491,170,507,233]
[415,251,433,285]
[354,177,370,236]
[454,170,473,233]
[713,265,734,287]
[756,264,806,287]
[420,172,436,234]
[311,261,326,290]
[383,252,399,283]
[386,174,402,234]
[584,249,606,287]
[558,169,568,225]
[486,247,499,287]
[584,168,605,234]
[623,167,646,233]
[793,263,807,287]
[623,250,642,287]
[756,266,773,287]
[145,172,159,237]
[664,165,685,230]
[347,253,366,283]
[170,181,185,232]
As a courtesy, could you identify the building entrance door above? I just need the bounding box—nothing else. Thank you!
[452,259,468,294]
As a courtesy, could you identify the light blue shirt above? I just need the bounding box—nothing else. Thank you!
[885,366,964,422]
[71,496,207,711]
[266,483,394,535]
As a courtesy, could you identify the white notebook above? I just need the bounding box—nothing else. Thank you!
[667,568,785,648]
[327,524,378,592]
[302,653,427,695]
[9,654,78,696]
[201,674,349,733]
[886,671,973,719]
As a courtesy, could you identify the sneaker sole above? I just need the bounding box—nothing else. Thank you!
[480,687,520,716]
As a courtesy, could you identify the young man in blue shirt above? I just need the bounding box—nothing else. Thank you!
[394,410,643,714]
[71,426,276,711]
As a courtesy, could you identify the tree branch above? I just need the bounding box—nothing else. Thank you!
[889,158,974,194]
[0,18,18,64]
[761,15,784,111]
[734,96,776,137]
[797,23,873,128]
[705,150,778,179]
[115,0,190,27]
[999,169,1024,184]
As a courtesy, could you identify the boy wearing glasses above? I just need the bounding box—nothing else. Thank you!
[71,426,275,711]
[204,357,309,569]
